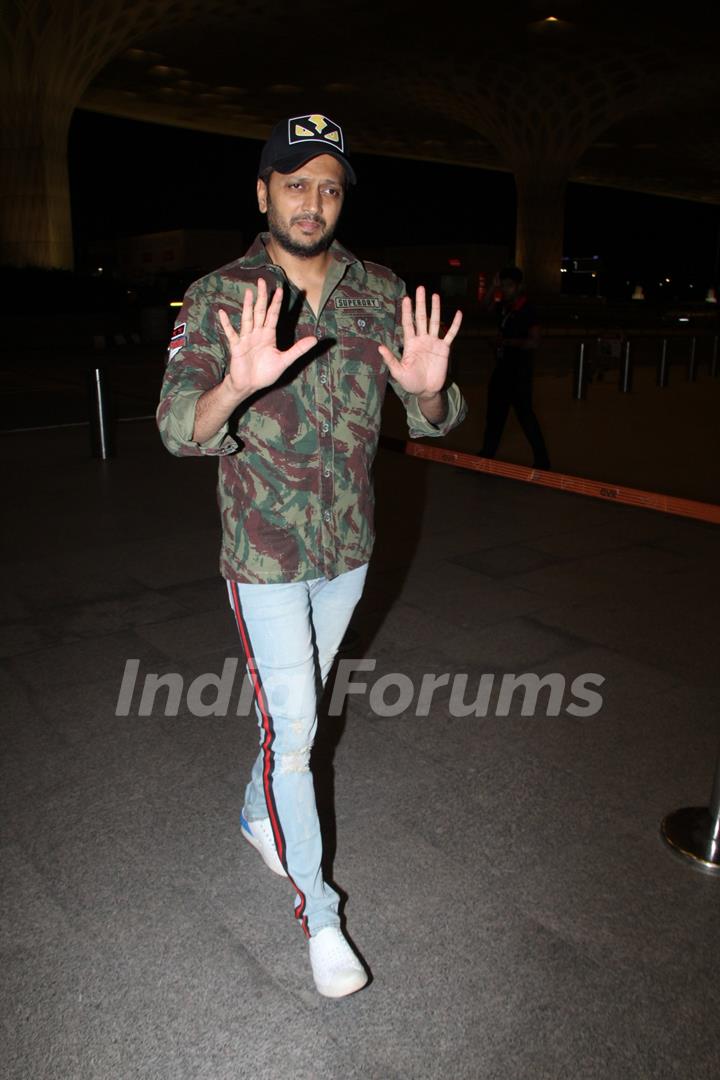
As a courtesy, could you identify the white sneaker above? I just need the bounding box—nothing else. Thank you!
[240,814,287,878]
[308,927,368,998]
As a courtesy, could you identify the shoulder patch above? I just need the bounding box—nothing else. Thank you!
[168,321,186,361]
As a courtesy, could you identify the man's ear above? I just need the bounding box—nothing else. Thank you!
[257,177,268,214]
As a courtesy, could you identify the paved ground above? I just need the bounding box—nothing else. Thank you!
[2,419,720,1079]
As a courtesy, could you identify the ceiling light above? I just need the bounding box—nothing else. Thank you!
[528,14,569,32]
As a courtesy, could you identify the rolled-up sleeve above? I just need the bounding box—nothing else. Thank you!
[156,282,238,457]
[398,381,468,438]
[156,388,237,456]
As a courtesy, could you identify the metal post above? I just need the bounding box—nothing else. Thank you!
[662,743,720,875]
[710,748,720,825]
[619,339,632,393]
[87,366,113,459]
[574,341,587,400]
[712,336,719,379]
[657,339,669,388]
[688,336,697,382]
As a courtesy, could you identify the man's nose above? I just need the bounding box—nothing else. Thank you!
[303,185,322,213]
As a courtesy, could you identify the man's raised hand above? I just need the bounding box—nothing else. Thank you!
[377,286,462,399]
[218,277,317,397]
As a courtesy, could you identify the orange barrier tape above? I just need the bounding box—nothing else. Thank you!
[404,443,720,526]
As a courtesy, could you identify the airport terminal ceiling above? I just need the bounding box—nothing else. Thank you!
[77,0,720,205]
[4,0,720,274]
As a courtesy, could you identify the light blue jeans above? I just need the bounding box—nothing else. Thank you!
[226,563,368,937]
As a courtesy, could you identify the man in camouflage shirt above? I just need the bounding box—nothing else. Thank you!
[157,114,466,998]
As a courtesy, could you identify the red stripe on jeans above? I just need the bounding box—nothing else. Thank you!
[229,580,311,938]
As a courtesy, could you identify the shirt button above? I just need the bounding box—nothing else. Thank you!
[323,467,331,478]
[319,372,327,384]
[323,510,331,522]
[321,421,330,434]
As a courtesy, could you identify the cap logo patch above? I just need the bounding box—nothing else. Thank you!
[288,114,345,152]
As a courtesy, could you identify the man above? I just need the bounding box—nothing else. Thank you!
[156,114,467,998]
[478,266,551,470]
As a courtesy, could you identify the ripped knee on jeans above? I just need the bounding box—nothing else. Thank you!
[276,747,312,775]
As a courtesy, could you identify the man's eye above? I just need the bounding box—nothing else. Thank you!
[324,187,340,197]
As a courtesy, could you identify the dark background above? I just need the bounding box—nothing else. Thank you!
[69,110,720,301]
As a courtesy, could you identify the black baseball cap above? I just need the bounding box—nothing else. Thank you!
[258,114,357,185]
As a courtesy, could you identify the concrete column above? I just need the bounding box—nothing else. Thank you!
[0,0,181,270]
[395,44,688,297]
[0,92,74,268]
[513,168,567,296]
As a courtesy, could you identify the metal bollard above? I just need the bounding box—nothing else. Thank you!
[688,336,697,382]
[573,341,587,400]
[657,338,669,388]
[87,366,114,459]
[662,741,720,876]
[712,336,719,379]
[619,340,632,393]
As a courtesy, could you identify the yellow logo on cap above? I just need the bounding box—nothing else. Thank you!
[288,114,345,153]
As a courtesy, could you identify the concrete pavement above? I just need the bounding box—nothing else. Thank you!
[2,420,719,1079]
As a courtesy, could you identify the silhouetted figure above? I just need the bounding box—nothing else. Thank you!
[479,267,551,470]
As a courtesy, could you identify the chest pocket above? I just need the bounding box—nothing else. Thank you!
[336,312,390,368]
[333,313,389,414]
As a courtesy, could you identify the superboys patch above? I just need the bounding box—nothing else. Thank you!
[168,322,186,361]
[334,297,382,310]
[288,114,344,152]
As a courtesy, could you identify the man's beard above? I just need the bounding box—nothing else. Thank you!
[266,195,337,258]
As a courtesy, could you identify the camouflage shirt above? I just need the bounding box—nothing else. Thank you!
[157,233,467,584]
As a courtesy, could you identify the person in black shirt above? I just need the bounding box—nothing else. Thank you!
[478,267,551,470]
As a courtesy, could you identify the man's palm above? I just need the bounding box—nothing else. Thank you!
[219,277,317,394]
[378,287,462,397]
